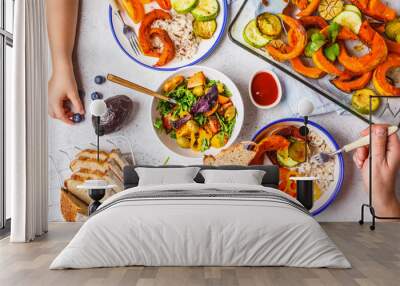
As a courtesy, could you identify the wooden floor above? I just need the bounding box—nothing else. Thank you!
[0,223,399,286]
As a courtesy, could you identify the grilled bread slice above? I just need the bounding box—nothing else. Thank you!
[60,188,88,222]
[203,142,257,166]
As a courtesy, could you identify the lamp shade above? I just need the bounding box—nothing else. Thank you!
[90,99,107,117]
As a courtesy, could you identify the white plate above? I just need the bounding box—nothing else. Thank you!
[252,118,344,216]
[108,1,228,71]
[151,65,244,158]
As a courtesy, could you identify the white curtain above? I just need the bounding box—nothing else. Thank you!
[8,0,48,242]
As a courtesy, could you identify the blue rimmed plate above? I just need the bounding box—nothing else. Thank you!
[252,118,344,216]
[108,1,228,71]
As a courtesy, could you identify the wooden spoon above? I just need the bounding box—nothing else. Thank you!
[107,74,177,104]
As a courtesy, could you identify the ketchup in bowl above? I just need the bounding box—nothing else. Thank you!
[250,71,281,109]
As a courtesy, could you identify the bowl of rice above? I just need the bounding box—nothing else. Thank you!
[251,118,344,216]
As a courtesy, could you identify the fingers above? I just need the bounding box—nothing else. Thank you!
[371,125,388,162]
[68,91,85,115]
[54,99,73,125]
[353,146,369,169]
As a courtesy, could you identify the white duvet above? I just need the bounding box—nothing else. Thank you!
[50,183,350,269]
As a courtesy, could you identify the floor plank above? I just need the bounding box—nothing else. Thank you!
[0,222,399,286]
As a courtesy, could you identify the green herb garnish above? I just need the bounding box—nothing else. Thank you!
[154,118,163,130]
[324,43,340,62]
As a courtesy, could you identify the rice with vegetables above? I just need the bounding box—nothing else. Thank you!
[152,12,200,60]
[296,131,336,193]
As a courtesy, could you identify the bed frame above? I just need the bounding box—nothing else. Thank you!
[123,165,280,190]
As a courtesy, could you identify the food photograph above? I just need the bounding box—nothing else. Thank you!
[2,0,400,285]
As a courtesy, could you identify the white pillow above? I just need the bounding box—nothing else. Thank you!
[135,167,200,186]
[200,169,266,185]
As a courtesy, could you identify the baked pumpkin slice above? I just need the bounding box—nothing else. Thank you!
[139,9,172,57]
[338,21,388,73]
[299,16,328,29]
[266,15,307,61]
[149,28,176,67]
[372,54,400,96]
[349,0,396,22]
[297,0,320,17]
[287,29,326,79]
[312,48,353,79]
[331,71,372,93]
[385,39,400,55]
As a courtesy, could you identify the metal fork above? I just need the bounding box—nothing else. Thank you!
[110,1,141,55]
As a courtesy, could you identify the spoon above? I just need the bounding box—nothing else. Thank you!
[313,125,399,164]
[107,74,177,105]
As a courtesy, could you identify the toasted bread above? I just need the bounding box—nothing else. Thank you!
[60,188,88,222]
[203,142,257,166]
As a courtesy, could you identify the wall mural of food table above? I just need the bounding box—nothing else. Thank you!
[48,0,400,222]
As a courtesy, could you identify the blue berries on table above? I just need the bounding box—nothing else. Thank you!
[91,91,103,100]
[95,75,106,85]
[72,113,84,123]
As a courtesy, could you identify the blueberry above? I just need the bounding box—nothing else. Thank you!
[95,75,106,85]
[72,113,83,123]
[91,91,103,100]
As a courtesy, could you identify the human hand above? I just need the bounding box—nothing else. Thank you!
[48,63,84,125]
[353,125,400,217]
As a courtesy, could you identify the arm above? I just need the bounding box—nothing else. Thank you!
[46,0,84,125]
[353,125,400,218]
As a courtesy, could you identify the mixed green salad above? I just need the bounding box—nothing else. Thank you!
[154,71,237,152]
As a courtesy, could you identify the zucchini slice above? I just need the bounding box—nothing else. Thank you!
[333,11,362,34]
[243,19,271,48]
[191,0,219,21]
[172,0,199,14]
[343,4,361,17]
[193,20,217,39]
[256,13,282,37]
[385,19,400,41]
[351,89,380,114]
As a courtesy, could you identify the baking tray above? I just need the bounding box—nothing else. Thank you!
[228,0,400,124]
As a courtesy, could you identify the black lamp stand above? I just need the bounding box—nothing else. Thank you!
[87,116,105,215]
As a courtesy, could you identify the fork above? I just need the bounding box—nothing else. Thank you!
[313,125,399,164]
[110,0,141,56]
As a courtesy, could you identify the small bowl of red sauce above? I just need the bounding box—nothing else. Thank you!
[249,70,282,109]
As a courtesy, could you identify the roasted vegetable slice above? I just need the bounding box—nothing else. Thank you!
[163,75,185,93]
[139,10,172,57]
[312,48,353,79]
[385,19,400,40]
[299,16,328,29]
[172,0,198,13]
[243,19,271,48]
[331,71,372,93]
[193,20,217,39]
[343,4,361,16]
[191,0,219,21]
[318,0,344,20]
[352,89,380,114]
[256,13,282,37]
[349,0,396,22]
[187,71,206,88]
[149,28,175,66]
[288,141,306,163]
[333,11,362,34]
[297,0,321,17]
[155,0,172,10]
[266,15,307,61]
[372,54,400,96]
[120,0,145,24]
[338,21,388,73]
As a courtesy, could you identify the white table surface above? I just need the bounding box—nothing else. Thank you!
[48,0,393,222]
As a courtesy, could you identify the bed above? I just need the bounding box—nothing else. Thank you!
[50,165,350,269]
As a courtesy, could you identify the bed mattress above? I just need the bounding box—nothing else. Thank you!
[50,183,350,269]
